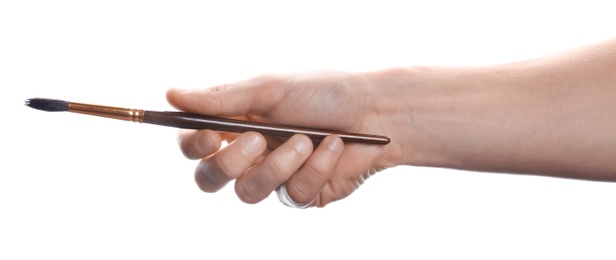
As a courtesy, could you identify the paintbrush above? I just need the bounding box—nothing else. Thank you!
[25,98,390,145]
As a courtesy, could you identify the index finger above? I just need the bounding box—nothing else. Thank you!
[166,75,289,117]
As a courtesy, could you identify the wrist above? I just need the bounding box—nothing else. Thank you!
[366,66,506,169]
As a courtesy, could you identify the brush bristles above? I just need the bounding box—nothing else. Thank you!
[25,98,69,112]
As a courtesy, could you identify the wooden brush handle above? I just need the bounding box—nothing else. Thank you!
[143,111,390,145]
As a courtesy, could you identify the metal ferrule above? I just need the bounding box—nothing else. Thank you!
[68,102,145,123]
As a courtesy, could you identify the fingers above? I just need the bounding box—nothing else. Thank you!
[177,129,223,160]
[187,131,345,207]
[166,75,288,117]
[282,135,344,206]
[234,134,313,203]
[194,132,267,192]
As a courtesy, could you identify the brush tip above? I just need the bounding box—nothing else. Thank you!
[25,98,69,112]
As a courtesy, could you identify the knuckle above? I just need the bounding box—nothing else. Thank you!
[212,156,238,179]
[235,182,264,204]
[287,182,315,205]
[265,157,290,181]
[286,164,331,205]
[209,83,229,93]
[208,84,231,116]
[303,161,330,181]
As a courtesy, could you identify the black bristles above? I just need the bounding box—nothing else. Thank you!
[25,98,69,112]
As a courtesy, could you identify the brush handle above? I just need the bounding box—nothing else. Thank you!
[143,111,390,145]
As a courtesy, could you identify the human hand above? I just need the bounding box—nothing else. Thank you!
[168,40,616,205]
[166,71,403,207]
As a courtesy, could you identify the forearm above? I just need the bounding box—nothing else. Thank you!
[382,40,616,180]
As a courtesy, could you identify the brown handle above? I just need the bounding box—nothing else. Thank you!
[143,111,390,145]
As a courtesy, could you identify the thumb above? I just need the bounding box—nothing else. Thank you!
[166,76,287,117]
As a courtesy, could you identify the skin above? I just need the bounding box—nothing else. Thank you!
[166,39,616,207]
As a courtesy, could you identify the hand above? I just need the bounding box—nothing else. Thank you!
[166,71,402,207]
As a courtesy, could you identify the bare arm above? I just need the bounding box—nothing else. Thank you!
[387,39,616,179]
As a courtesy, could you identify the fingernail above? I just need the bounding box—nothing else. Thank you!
[240,133,263,155]
[327,136,343,152]
[293,135,313,155]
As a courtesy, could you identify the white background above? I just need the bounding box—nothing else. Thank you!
[1,1,615,259]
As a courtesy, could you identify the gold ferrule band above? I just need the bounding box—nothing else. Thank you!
[68,102,145,123]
